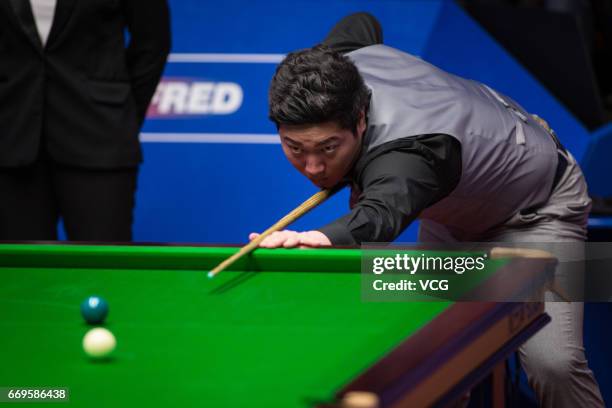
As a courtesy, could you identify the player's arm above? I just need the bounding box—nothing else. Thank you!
[317,134,461,245]
[251,134,461,248]
[319,12,383,53]
[123,0,171,125]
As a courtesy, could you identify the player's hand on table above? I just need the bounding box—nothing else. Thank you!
[248,230,331,248]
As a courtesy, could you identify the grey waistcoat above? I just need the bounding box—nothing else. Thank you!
[347,45,558,237]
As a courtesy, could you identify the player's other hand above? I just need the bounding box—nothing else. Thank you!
[248,230,332,248]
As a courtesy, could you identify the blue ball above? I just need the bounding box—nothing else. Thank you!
[80,296,109,325]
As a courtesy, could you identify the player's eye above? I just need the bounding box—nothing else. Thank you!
[323,144,337,154]
[289,145,302,154]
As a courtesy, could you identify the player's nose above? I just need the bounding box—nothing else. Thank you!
[304,156,325,178]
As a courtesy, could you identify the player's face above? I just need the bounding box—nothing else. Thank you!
[279,115,366,189]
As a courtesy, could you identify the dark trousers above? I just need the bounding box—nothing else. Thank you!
[0,158,138,242]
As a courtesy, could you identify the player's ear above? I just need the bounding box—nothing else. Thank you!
[356,110,367,138]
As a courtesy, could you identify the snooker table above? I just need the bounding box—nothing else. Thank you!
[0,243,554,407]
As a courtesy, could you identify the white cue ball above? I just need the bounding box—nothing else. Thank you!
[83,328,116,358]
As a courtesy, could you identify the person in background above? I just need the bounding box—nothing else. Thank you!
[0,0,171,241]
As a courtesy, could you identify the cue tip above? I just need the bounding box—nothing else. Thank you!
[207,271,215,279]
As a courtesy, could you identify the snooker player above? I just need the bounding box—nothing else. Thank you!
[250,12,605,408]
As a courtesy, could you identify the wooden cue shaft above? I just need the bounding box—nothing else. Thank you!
[489,247,555,259]
[207,188,338,278]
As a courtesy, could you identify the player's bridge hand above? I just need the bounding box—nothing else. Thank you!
[249,230,332,248]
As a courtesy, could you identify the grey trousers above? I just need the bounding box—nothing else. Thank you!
[419,149,605,407]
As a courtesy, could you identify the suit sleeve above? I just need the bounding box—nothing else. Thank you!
[123,0,171,125]
[317,135,461,245]
[320,12,383,53]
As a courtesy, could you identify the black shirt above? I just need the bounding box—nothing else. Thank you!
[316,13,462,245]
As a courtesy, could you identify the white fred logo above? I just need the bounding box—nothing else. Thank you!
[150,81,243,116]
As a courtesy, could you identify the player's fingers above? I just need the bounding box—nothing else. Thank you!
[274,230,298,247]
[259,238,276,248]
[299,231,331,247]
[259,232,279,248]
[283,234,301,248]
[257,232,276,248]
[261,230,291,248]
[298,236,321,247]
[267,231,286,247]
[249,233,260,241]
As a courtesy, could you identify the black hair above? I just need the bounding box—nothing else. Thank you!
[268,45,370,134]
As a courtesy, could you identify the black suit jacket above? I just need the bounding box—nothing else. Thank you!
[0,0,170,168]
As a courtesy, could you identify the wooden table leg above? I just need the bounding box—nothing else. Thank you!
[492,361,506,408]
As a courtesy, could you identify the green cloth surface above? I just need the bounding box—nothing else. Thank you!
[0,244,456,407]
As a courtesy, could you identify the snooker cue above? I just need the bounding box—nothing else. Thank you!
[207,188,339,278]
[489,247,554,259]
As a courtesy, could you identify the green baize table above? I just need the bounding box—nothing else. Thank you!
[0,244,554,408]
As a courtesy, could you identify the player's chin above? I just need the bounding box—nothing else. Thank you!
[312,178,337,189]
